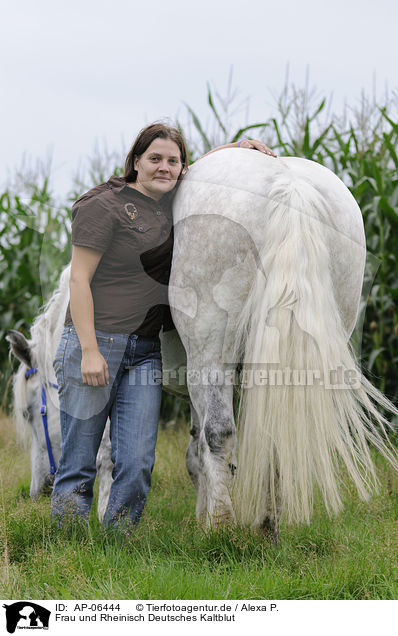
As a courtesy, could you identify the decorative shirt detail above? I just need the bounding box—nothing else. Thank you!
[124,202,138,222]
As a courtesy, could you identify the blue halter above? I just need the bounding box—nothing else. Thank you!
[25,367,57,475]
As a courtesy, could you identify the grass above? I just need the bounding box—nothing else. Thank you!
[0,413,397,600]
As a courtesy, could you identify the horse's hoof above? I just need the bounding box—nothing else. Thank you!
[214,513,236,528]
[259,516,280,546]
[202,507,236,530]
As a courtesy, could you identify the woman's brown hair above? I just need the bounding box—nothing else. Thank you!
[123,122,188,185]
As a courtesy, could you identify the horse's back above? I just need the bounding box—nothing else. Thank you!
[174,150,364,246]
[171,151,366,348]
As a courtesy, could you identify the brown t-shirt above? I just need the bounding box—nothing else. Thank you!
[64,176,174,336]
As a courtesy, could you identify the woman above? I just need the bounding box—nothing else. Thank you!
[51,122,276,530]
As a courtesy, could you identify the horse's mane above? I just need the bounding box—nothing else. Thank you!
[30,264,71,386]
[12,265,70,444]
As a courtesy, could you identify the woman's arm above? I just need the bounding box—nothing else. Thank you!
[69,245,109,386]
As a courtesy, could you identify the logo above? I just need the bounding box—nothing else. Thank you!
[124,202,137,222]
[3,603,51,633]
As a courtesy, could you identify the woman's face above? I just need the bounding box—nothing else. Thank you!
[133,137,183,200]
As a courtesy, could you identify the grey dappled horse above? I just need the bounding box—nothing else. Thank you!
[8,149,398,539]
[170,149,397,537]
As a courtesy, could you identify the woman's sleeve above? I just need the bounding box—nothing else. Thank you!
[71,198,115,252]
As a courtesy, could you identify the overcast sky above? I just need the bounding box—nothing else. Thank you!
[1,0,397,198]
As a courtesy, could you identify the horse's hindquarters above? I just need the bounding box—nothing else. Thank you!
[169,151,397,530]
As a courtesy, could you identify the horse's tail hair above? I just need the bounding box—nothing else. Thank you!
[232,174,398,526]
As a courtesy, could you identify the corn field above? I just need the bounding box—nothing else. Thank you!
[1,79,397,417]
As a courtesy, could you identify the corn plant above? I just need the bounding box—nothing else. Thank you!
[0,177,71,406]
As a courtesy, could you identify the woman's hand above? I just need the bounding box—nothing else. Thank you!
[238,139,277,157]
[81,349,109,386]
[197,139,277,161]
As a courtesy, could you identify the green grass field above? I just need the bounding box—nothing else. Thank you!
[0,414,397,600]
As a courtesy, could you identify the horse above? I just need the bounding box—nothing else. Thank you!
[169,149,398,538]
[8,149,398,541]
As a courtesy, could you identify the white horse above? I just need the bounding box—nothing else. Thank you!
[170,149,398,538]
[8,149,398,540]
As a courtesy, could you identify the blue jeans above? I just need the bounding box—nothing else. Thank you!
[51,326,162,529]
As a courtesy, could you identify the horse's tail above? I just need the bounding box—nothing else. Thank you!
[232,174,398,526]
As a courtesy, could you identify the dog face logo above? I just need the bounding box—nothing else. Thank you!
[2,602,51,633]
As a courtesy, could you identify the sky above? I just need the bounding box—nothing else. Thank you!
[1,0,397,198]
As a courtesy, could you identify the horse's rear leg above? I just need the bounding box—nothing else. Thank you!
[259,516,280,546]
[257,468,281,545]
[96,419,113,522]
[186,405,200,491]
[189,378,236,527]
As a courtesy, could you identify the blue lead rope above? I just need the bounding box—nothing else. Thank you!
[40,385,56,475]
[26,368,57,475]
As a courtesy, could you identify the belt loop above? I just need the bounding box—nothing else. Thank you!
[127,333,137,360]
